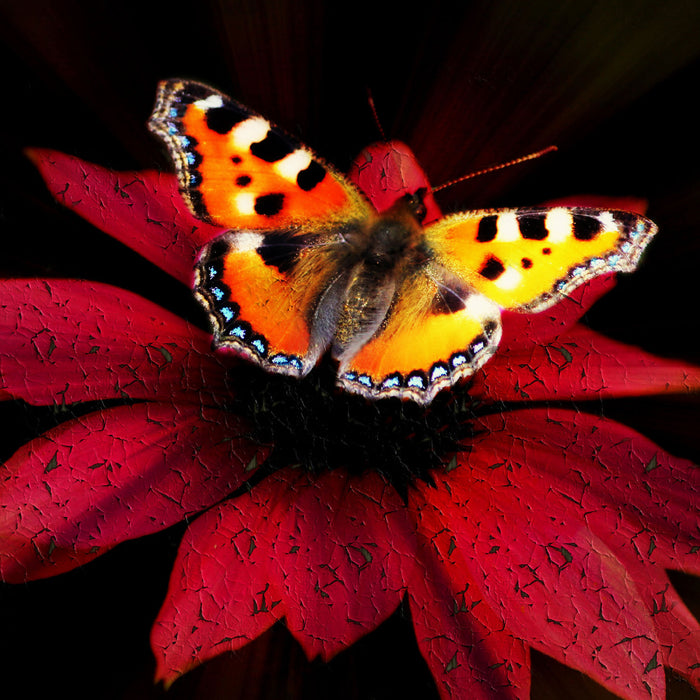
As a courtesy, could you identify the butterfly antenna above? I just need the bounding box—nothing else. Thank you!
[431,145,558,193]
[367,89,388,142]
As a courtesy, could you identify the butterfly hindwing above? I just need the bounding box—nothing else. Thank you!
[425,206,657,312]
[195,230,342,374]
[336,262,502,404]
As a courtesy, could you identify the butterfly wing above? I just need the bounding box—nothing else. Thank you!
[149,79,372,374]
[336,262,502,404]
[425,206,657,311]
[337,205,656,404]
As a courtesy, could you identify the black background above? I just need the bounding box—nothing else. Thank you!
[1,1,699,698]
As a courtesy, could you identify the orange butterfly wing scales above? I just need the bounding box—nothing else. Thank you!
[150,79,364,230]
[343,276,499,380]
[151,79,372,375]
[149,79,659,403]
[427,207,657,311]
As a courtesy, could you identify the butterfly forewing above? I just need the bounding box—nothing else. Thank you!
[149,79,370,229]
[425,207,657,312]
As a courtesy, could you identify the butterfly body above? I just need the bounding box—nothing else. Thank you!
[149,80,657,405]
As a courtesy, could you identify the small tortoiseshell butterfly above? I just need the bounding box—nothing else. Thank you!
[149,79,656,405]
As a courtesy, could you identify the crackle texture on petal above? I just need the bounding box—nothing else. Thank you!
[471,408,700,691]
[406,494,530,700]
[26,148,224,285]
[153,468,413,685]
[0,279,233,406]
[152,469,291,686]
[417,420,671,700]
[347,140,442,223]
[473,409,700,575]
[270,468,411,661]
[0,402,265,582]
[473,322,700,402]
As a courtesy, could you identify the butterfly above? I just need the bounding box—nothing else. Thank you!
[148,79,657,405]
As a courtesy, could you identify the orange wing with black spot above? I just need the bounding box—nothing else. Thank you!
[150,80,658,404]
[149,80,372,374]
[337,206,656,404]
[425,206,657,311]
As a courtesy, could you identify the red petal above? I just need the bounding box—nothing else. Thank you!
[272,469,410,660]
[499,276,617,351]
[472,408,700,689]
[153,468,412,683]
[26,149,224,285]
[152,470,293,686]
[347,141,442,223]
[422,437,665,699]
[0,278,232,405]
[473,323,700,402]
[475,409,700,574]
[407,493,530,699]
[0,402,265,582]
[608,554,700,690]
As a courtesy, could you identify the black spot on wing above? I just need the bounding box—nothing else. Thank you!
[614,211,639,230]
[479,255,505,281]
[255,193,285,217]
[206,106,246,135]
[205,237,232,262]
[256,231,311,273]
[572,214,601,241]
[297,160,326,191]
[250,131,296,162]
[521,258,533,269]
[236,175,252,186]
[476,215,498,242]
[519,213,548,240]
[431,286,466,314]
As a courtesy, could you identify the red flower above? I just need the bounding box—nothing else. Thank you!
[1,148,699,699]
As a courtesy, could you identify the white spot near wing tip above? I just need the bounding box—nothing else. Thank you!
[545,207,574,243]
[494,267,522,290]
[496,212,520,242]
[194,95,224,110]
[275,149,313,181]
[599,211,617,231]
[232,117,271,149]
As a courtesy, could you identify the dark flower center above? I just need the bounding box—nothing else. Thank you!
[228,357,479,496]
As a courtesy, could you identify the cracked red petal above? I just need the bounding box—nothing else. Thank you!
[0,278,232,405]
[26,148,224,284]
[347,140,442,222]
[153,468,413,683]
[466,407,700,691]
[407,495,530,699]
[473,322,700,401]
[475,409,700,574]
[152,470,294,686]
[0,402,265,582]
[603,552,700,690]
[422,437,666,699]
[271,469,410,661]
